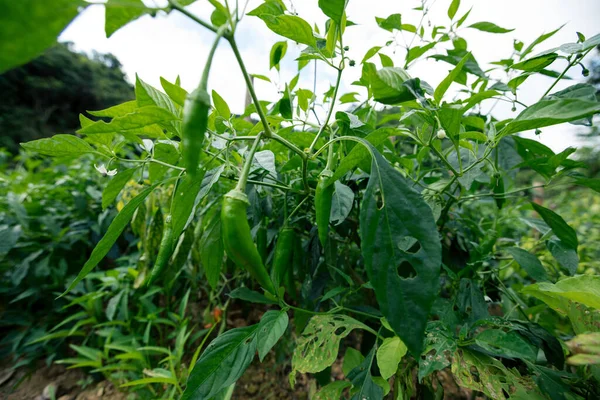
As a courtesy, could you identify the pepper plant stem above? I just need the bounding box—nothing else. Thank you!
[168,0,218,34]
[309,68,343,153]
[235,132,263,192]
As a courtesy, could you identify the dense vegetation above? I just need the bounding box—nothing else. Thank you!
[1,0,600,399]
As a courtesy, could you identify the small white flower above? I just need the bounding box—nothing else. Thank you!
[484,295,493,303]
[95,164,117,176]
[142,139,154,153]
[436,129,447,140]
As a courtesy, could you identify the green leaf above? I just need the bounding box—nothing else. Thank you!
[531,203,578,249]
[160,77,188,107]
[21,134,94,157]
[359,147,441,355]
[259,15,316,47]
[88,100,138,118]
[434,52,470,104]
[212,90,231,119]
[314,381,353,400]
[269,41,287,70]
[362,46,382,63]
[346,347,383,400]
[121,377,178,387]
[468,21,514,33]
[318,0,347,24]
[370,67,416,104]
[418,322,456,381]
[583,33,600,51]
[199,208,224,289]
[512,53,558,72]
[0,0,84,73]
[521,25,564,59]
[228,287,278,305]
[247,0,286,18]
[522,275,600,313]
[379,53,393,67]
[79,106,178,136]
[498,99,600,137]
[506,247,549,282]
[448,0,460,19]
[257,310,289,361]
[461,90,499,112]
[291,314,370,375]
[62,185,155,295]
[182,325,258,400]
[330,181,354,226]
[376,14,402,32]
[328,128,402,184]
[105,0,149,38]
[136,75,179,116]
[574,177,600,193]
[102,168,137,209]
[475,329,538,362]
[547,239,578,275]
[342,347,364,376]
[376,336,407,379]
[406,42,436,65]
[149,142,180,183]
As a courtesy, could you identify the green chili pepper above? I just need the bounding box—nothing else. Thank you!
[492,173,505,209]
[182,89,210,176]
[315,170,334,247]
[271,227,294,290]
[147,214,173,285]
[221,189,276,294]
[256,221,267,264]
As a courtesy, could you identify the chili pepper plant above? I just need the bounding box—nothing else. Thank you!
[5,0,600,398]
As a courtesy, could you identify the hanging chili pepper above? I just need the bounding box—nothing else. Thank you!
[271,227,295,290]
[315,170,334,247]
[147,214,173,285]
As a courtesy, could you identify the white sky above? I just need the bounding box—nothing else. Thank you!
[60,0,600,152]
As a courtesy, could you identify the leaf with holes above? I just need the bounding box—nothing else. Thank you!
[359,146,441,356]
[291,314,371,376]
[418,322,456,381]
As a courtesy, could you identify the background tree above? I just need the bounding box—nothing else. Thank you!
[0,42,133,152]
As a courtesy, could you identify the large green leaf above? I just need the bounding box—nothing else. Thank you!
[547,239,578,275]
[475,329,538,362]
[259,15,316,47]
[531,203,578,249]
[182,325,258,400]
[370,67,416,104]
[314,381,353,400]
[78,106,178,136]
[21,134,95,157]
[0,0,84,73]
[359,147,441,355]
[136,75,179,116]
[257,310,289,361]
[105,0,149,38]
[522,275,600,312]
[346,348,383,400]
[62,185,155,295]
[498,99,600,137]
[318,0,347,24]
[506,247,549,282]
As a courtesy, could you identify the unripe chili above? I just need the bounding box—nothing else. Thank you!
[315,170,334,247]
[271,227,294,290]
[221,189,276,294]
[147,214,173,285]
[182,88,210,176]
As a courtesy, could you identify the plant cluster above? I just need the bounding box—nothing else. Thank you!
[2,0,600,399]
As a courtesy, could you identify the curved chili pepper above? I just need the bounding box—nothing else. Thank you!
[221,189,276,294]
[147,214,173,285]
[271,227,294,290]
[315,170,334,247]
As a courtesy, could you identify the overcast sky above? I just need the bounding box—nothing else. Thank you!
[60,0,600,152]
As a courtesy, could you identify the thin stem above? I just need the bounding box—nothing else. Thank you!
[200,25,229,90]
[168,0,218,33]
[224,175,293,192]
[117,157,186,171]
[429,144,460,177]
[227,37,273,138]
[235,132,263,192]
[308,67,343,153]
[540,48,593,100]
[271,133,306,158]
[283,195,310,226]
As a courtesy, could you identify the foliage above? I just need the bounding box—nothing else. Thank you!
[3,0,600,399]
